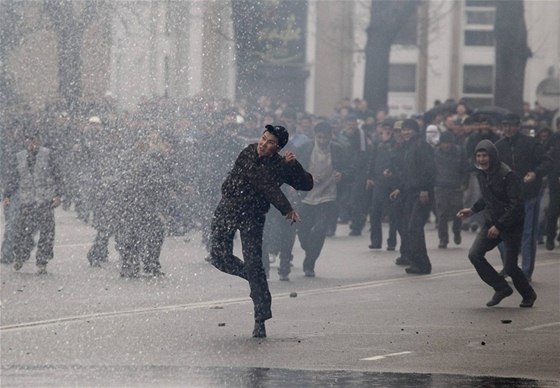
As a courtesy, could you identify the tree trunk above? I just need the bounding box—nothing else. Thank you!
[231,0,266,99]
[494,0,531,114]
[363,0,419,114]
[44,0,103,113]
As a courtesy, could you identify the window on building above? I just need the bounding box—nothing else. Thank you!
[461,97,493,109]
[394,10,418,46]
[389,64,416,92]
[464,30,494,46]
[464,0,495,47]
[463,65,493,94]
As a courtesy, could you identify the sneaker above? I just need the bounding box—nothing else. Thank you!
[36,263,47,275]
[395,256,411,266]
[454,234,462,245]
[148,268,165,277]
[519,291,537,308]
[486,287,513,307]
[405,265,431,275]
[279,274,290,281]
[13,261,23,271]
[304,270,315,278]
[252,320,266,338]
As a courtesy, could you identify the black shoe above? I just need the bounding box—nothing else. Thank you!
[486,287,513,307]
[454,234,461,245]
[368,244,381,249]
[470,224,479,233]
[520,291,537,308]
[405,266,431,275]
[304,270,315,277]
[279,274,290,281]
[386,246,396,251]
[395,256,410,266]
[252,320,266,338]
[546,239,555,251]
[438,242,448,249]
[349,230,361,236]
[147,268,165,277]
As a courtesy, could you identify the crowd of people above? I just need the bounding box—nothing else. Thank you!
[1,95,558,289]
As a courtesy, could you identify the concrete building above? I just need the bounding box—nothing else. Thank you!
[4,0,559,119]
[314,0,560,118]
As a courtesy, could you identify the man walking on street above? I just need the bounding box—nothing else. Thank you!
[209,125,313,338]
[495,113,551,281]
[389,119,435,275]
[2,126,63,274]
[458,140,537,308]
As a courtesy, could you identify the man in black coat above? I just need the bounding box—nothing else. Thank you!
[389,119,435,274]
[366,120,399,250]
[544,131,560,250]
[209,125,313,338]
[458,140,537,308]
[495,113,551,280]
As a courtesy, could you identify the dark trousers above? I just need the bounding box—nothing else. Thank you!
[262,208,296,277]
[397,191,432,272]
[117,215,165,274]
[369,185,396,248]
[546,177,560,243]
[1,195,19,263]
[298,201,337,272]
[349,173,370,233]
[210,205,271,321]
[468,225,534,298]
[13,203,55,265]
[434,187,463,244]
[87,227,112,264]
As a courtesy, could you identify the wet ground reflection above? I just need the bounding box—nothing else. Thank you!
[2,365,557,387]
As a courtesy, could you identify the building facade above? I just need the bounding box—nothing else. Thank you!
[4,0,559,119]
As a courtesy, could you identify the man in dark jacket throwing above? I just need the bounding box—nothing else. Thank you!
[209,125,313,338]
[458,140,537,308]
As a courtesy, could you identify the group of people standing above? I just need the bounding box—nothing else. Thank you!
[1,95,558,338]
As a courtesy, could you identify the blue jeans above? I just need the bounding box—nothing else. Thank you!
[521,196,540,278]
[468,224,534,298]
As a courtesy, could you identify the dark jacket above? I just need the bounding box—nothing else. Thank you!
[400,134,436,193]
[367,139,397,186]
[545,132,560,183]
[434,143,469,189]
[495,131,552,200]
[220,144,313,217]
[471,140,524,232]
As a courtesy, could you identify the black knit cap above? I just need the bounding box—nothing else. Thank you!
[401,118,420,132]
[264,124,289,149]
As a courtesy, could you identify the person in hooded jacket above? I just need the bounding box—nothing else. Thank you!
[458,140,537,308]
[209,125,313,338]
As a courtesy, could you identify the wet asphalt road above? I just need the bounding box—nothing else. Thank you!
[1,209,559,387]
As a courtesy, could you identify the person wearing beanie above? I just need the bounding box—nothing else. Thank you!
[389,118,435,274]
[208,124,313,338]
[458,140,537,308]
